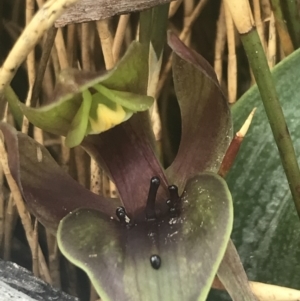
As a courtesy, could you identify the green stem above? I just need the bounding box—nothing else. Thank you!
[270,0,294,55]
[284,0,300,48]
[139,4,169,59]
[240,28,300,218]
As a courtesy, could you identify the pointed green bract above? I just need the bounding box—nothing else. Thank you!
[166,32,233,192]
[8,42,153,146]
[57,172,233,301]
[93,84,153,111]
[65,89,93,148]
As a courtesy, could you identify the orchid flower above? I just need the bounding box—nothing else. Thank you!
[1,32,233,301]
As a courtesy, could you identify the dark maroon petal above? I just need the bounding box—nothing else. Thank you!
[82,112,169,219]
[0,122,119,231]
[166,31,233,191]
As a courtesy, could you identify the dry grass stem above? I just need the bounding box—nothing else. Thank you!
[224,0,254,34]
[0,164,4,254]
[55,28,69,69]
[249,281,300,301]
[253,0,266,51]
[267,12,276,68]
[60,137,70,172]
[169,0,183,18]
[113,14,130,62]
[90,159,102,195]
[224,1,237,103]
[156,0,209,97]
[81,22,92,70]
[0,137,52,283]
[261,0,272,20]
[33,126,44,145]
[96,19,115,69]
[46,230,61,288]
[26,0,36,99]
[67,24,77,67]
[183,0,194,46]
[75,147,88,187]
[214,2,226,83]
[31,26,57,106]
[42,60,55,101]
[32,218,39,277]
[51,43,61,76]
[0,0,80,94]
[3,194,16,260]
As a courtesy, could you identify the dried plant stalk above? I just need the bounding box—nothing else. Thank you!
[253,0,266,51]
[66,23,77,67]
[156,0,209,98]
[31,26,57,106]
[0,0,80,94]
[25,0,36,100]
[3,194,15,260]
[46,230,61,288]
[267,12,277,68]
[90,160,102,195]
[113,14,130,62]
[0,164,4,254]
[96,19,115,69]
[75,147,88,187]
[55,28,69,69]
[183,0,194,46]
[169,0,183,18]
[32,218,39,277]
[214,2,226,83]
[224,1,237,103]
[261,0,272,20]
[0,137,52,283]
[81,22,92,70]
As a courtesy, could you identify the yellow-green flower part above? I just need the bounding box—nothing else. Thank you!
[88,93,133,134]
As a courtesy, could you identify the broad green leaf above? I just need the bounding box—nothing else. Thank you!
[0,122,119,231]
[57,172,233,301]
[210,48,300,301]
[166,32,233,192]
[9,42,152,144]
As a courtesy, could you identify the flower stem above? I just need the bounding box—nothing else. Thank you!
[241,28,300,218]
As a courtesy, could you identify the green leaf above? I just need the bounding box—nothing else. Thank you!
[57,172,233,301]
[166,32,233,192]
[10,42,151,142]
[224,48,300,292]
[0,122,119,231]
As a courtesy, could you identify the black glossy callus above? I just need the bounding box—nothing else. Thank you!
[150,254,161,270]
